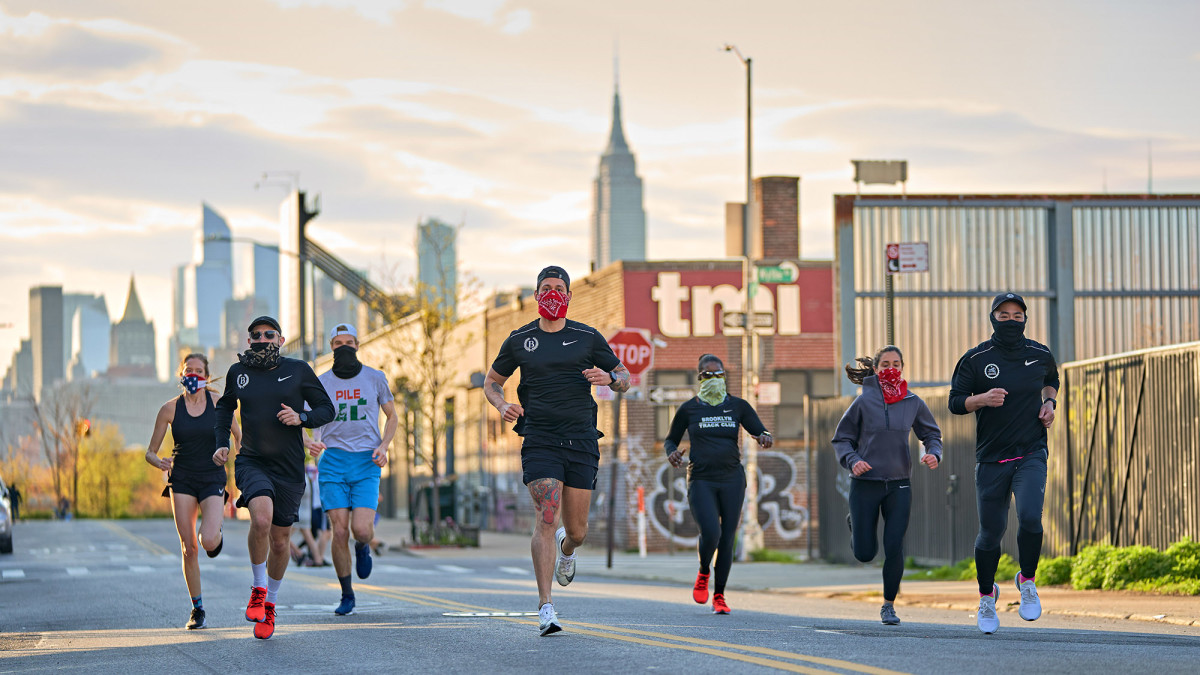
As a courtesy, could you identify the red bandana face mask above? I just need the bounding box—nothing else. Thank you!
[877,367,907,404]
[537,289,569,321]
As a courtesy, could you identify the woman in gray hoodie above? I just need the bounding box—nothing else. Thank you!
[832,345,942,626]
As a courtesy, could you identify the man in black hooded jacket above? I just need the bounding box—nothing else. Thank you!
[949,293,1059,634]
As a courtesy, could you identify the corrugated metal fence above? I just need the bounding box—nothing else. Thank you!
[809,342,1200,565]
[1047,341,1200,554]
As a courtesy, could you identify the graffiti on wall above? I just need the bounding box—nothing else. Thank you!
[645,450,810,547]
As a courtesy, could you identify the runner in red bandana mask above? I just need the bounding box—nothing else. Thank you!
[537,288,569,320]
[832,345,941,627]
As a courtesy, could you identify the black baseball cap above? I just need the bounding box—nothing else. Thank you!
[991,293,1027,313]
[536,266,570,291]
[247,315,282,333]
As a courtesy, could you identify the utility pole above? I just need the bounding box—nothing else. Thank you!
[725,43,763,557]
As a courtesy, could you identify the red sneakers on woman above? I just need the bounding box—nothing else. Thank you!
[712,593,731,615]
[692,571,710,604]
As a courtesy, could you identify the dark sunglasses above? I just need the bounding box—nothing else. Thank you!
[250,330,279,340]
[698,370,725,381]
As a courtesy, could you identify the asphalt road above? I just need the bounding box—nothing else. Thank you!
[2,519,1198,674]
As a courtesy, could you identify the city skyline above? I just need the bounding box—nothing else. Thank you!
[2,0,1198,375]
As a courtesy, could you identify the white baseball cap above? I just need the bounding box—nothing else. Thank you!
[329,323,358,340]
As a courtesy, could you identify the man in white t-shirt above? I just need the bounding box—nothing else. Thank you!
[305,323,397,616]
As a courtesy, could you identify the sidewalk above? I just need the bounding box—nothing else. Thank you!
[371,518,1200,628]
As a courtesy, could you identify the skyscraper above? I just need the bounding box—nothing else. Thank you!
[171,203,234,354]
[590,79,646,272]
[253,242,280,319]
[417,218,457,316]
[29,285,64,396]
[109,276,157,379]
[66,294,110,381]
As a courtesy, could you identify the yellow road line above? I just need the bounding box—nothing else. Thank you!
[99,521,172,556]
[359,586,908,675]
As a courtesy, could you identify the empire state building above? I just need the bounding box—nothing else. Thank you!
[590,82,646,271]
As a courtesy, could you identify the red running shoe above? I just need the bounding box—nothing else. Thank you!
[712,593,731,615]
[692,571,710,604]
[253,602,276,639]
[245,586,267,623]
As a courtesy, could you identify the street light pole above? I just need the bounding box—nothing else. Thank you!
[725,43,763,558]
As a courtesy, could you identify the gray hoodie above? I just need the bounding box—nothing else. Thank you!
[831,375,943,480]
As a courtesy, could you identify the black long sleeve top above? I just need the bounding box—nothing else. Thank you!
[215,357,336,481]
[948,337,1060,462]
[663,395,767,482]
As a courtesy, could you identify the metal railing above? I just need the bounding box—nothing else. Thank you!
[1048,342,1200,555]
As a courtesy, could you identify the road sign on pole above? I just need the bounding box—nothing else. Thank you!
[647,385,696,406]
[756,260,799,284]
[885,242,929,275]
[607,328,654,376]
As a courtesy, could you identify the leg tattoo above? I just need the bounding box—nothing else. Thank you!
[529,478,562,526]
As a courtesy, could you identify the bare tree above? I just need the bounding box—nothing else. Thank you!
[31,382,94,517]
[370,219,478,542]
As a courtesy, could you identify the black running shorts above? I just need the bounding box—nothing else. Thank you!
[521,438,600,490]
[234,458,305,527]
[162,471,229,503]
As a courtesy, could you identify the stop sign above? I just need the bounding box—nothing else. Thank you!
[608,329,654,376]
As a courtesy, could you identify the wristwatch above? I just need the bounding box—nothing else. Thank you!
[1042,398,1056,409]
[299,411,309,424]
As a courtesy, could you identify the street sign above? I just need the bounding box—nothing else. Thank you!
[885,242,929,275]
[648,385,696,406]
[757,381,781,405]
[756,260,799,284]
[722,311,775,330]
[607,328,654,376]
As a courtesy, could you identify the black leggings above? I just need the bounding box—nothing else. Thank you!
[974,449,1047,594]
[849,477,912,602]
[687,473,746,595]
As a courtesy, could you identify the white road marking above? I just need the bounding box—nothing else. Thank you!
[66,567,89,576]
[130,566,154,573]
[499,566,530,575]
[436,564,470,574]
[2,569,26,579]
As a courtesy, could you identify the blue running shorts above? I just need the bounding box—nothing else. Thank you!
[317,447,381,511]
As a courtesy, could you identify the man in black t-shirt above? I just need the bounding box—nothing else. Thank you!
[214,316,335,640]
[949,293,1059,635]
[484,266,630,636]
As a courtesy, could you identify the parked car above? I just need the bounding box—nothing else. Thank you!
[0,474,13,554]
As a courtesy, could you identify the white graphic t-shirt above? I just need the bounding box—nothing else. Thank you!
[316,366,393,453]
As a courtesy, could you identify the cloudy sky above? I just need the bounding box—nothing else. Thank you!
[2,0,1198,377]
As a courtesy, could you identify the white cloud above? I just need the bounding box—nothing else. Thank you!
[501,8,532,35]
[269,0,407,24]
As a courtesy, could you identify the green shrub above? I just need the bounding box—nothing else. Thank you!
[1126,576,1200,596]
[1166,537,1200,578]
[1071,544,1116,589]
[1101,545,1172,590]
[749,548,797,563]
[1038,556,1073,585]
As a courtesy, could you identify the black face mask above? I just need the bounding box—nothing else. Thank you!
[331,345,362,379]
[239,341,281,369]
[990,315,1027,350]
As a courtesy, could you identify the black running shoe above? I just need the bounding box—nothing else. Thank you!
[203,530,222,559]
[187,607,206,629]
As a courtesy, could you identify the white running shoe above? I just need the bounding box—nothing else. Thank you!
[554,527,576,587]
[1016,572,1042,621]
[977,584,1000,634]
[538,602,562,636]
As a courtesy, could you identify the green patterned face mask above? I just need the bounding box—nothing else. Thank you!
[698,376,727,406]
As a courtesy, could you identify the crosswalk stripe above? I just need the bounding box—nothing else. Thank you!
[130,566,154,573]
[2,569,26,579]
[436,564,470,574]
[66,567,89,576]
[499,566,530,575]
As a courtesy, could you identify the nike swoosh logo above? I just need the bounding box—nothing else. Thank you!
[563,340,578,346]
[899,485,910,489]
[1025,360,1038,366]
[278,375,292,381]
[723,410,733,413]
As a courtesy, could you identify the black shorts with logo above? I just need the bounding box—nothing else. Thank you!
[521,437,600,490]
[162,469,229,503]
[234,458,305,527]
